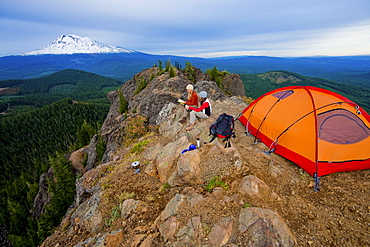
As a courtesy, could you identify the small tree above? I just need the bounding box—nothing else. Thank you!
[118,88,128,114]
[210,66,219,81]
[134,76,149,95]
[122,115,148,141]
[96,134,106,162]
[175,61,181,69]
[158,60,163,71]
[185,61,196,82]
[169,66,176,78]
[206,66,227,90]
[165,59,171,72]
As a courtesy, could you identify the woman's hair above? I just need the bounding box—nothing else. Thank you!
[186,84,194,99]
[187,90,193,100]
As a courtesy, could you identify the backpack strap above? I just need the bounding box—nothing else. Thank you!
[209,135,216,144]
[203,133,216,145]
[222,136,231,148]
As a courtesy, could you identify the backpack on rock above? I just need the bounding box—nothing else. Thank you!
[206,113,236,148]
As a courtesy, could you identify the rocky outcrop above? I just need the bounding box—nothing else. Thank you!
[98,66,244,164]
[31,167,53,219]
[222,73,245,96]
[40,66,299,247]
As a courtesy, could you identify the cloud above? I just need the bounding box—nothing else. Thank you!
[0,0,369,57]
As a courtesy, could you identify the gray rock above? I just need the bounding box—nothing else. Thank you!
[155,136,189,183]
[208,217,234,246]
[222,73,245,97]
[239,207,297,247]
[120,199,140,219]
[174,216,202,246]
[158,216,178,242]
[238,175,281,201]
[31,167,53,219]
[81,134,99,171]
[71,191,104,233]
[169,149,203,186]
[158,194,185,222]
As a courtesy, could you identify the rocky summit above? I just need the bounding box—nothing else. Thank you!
[40,66,369,246]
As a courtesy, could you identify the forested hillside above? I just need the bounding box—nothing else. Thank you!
[0,98,108,246]
[0,69,120,115]
[240,70,370,112]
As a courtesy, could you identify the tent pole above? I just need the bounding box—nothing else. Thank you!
[253,91,291,143]
[304,87,320,191]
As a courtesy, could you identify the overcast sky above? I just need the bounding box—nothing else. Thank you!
[1,0,370,58]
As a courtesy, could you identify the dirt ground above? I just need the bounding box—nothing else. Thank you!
[94,119,370,247]
[231,122,370,246]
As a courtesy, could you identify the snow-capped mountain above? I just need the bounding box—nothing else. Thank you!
[23,34,137,55]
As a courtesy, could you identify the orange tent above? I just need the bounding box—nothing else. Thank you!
[238,86,370,186]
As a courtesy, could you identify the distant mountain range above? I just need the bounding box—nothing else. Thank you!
[1,35,370,86]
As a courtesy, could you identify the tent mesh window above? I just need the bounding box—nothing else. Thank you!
[272,90,294,99]
[317,109,370,144]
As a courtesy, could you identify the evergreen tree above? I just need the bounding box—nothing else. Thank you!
[37,152,75,243]
[0,98,108,246]
[158,60,163,72]
[210,66,219,81]
[96,134,106,163]
[169,66,176,78]
[185,62,196,82]
[76,120,95,147]
[118,88,128,114]
[165,59,171,72]
[134,76,149,95]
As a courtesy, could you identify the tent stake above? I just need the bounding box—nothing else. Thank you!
[313,173,321,192]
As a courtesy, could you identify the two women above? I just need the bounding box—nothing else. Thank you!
[185,91,212,131]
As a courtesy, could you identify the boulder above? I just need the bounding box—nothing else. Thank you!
[155,136,188,183]
[173,217,202,246]
[168,149,203,186]
[239,207,297,246]
[208,217,234,246]
[157,194,185,222]
[238,175,281,201]
[81,134,99,171]
[222,73,245,97]
[75,162,111,205]
[70,191,104,233]
[158,216,178,242]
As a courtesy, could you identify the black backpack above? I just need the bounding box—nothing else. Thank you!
[207,113,236,148]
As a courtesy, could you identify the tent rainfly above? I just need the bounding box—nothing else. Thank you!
[238,86,370,190]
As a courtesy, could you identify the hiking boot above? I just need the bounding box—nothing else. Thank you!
[186,123,195,131]
[178,117,187,124]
